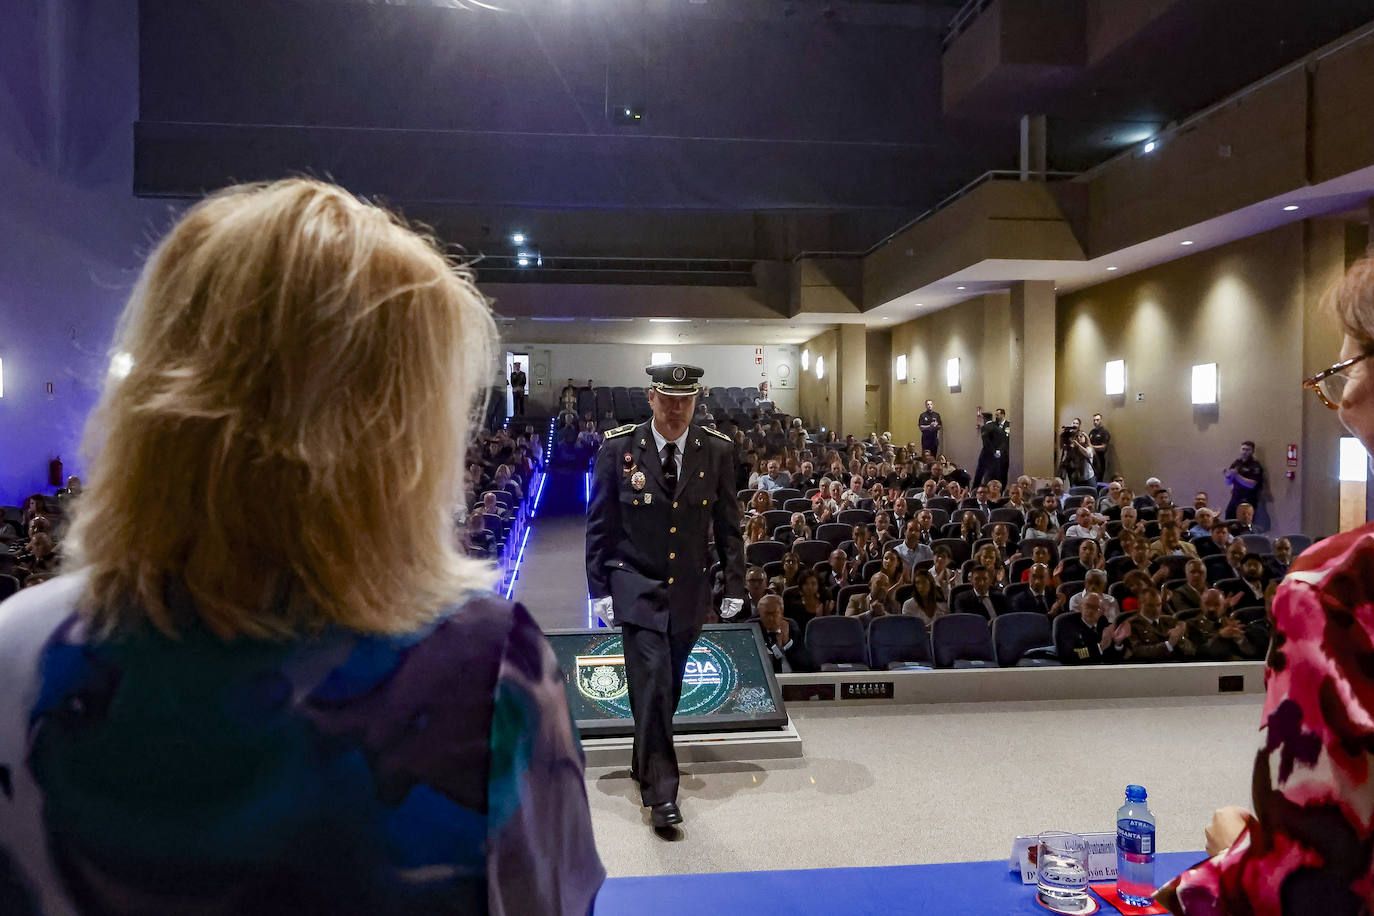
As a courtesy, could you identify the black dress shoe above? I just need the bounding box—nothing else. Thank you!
[650,802,682,827]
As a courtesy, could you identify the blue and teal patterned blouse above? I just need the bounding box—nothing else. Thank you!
[0,574,604,915]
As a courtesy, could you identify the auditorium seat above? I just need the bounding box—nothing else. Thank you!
[834,584,867,613]
[925,497,958,514]
[745,540,786,566]
[1212,578,1251,601]
[992,613,1060,667]
[1068,486,1098,498]
[805,616,870,671]
[1056,580,1086,602]
[1008,557,1034,582]
[0,574,18,601]
[1203,556,1233,582]
[989,507,1024,525]
[815,523,851,547]
[1235,606,1268,624]
[1105,556,1136,583]
[770,487,801,505]
[954,508,988,526]
[931,614,997,668]
[762,509,792,533]
[1018,537,1057,563]
[861,559,885,581]
[782,498,812,513]
[792,539,832,566]
[930,538,972,567]
[837,508,874,526]
[1283,534,1314,553]
[925,509,950,530]
[1238,533,1273,555]
[867,615,933,669]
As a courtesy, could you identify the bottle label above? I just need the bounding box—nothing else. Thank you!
[1117,819,1154,856]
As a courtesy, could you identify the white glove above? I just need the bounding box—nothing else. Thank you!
[593,596,615,627]
[720,597,744,620]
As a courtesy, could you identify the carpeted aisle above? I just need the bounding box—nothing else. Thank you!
[511,466,596,630]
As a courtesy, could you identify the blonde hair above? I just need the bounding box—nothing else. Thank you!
[69,179,498,640]
[1324,257,1374,344]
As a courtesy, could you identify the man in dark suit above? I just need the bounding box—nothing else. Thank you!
[756,595,812,673]
[954,566,1009,619]
[1056,592,1127,664]
[1010,563,1054,615]
[973,411,1001,488]
[586,363,746,830]
[509,361,528,415]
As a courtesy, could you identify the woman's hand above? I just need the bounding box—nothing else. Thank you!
[1204,806,1253,857]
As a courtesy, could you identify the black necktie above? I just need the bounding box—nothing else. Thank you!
[663,442,678,494]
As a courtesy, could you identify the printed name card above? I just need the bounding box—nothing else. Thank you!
[1011,832,1119,885]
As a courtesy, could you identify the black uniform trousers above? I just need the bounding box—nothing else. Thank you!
[622,619,701,807]
[512,392,527,415]
[973,448,997,487]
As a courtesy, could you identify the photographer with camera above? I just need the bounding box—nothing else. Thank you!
[1058,418,1096,487]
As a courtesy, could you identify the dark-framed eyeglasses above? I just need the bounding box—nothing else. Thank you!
[1304,352,1374,409]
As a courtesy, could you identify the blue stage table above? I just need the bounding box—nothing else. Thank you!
[596,851,1204,915]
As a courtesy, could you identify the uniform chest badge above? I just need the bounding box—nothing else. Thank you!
[644,493,652,504]
[631,471,646,491]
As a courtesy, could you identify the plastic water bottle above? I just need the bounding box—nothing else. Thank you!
[1116,785,1156,906]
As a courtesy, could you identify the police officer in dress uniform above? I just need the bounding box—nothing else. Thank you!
[585,363,746,829]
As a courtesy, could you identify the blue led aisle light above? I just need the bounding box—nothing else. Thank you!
[503,526,532,599]
[584,471,591,504]
[530,471,548,516]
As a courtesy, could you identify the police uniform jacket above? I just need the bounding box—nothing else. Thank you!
[587,421,746,633]
[1123,612,1196,661]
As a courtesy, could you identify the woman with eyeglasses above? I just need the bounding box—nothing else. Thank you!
[1159,258,1374,913]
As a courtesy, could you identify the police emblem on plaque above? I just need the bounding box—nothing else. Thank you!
[577,659,629,702]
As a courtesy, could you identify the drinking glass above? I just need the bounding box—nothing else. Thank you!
[1036,831,1091,913]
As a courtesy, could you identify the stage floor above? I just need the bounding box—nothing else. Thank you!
[584,696,1260,879]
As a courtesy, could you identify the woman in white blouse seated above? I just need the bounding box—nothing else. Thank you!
[901,570,948,627]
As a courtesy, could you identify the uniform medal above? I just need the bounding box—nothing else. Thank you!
[631,471,646,491]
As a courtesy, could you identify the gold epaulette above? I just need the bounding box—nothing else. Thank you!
[700,425,732,441]
[603,424,636,440]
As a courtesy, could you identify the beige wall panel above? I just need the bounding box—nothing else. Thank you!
[1312,33,1374,183]
[1057,225,1309,534]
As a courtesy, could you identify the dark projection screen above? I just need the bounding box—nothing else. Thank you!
[546,624,789,738]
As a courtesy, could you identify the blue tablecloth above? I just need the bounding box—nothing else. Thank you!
[596,851,1205,915]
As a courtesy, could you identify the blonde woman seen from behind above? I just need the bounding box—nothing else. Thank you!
[0,179,604,916]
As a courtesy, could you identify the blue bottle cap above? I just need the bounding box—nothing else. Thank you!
[1125,784,1147,802]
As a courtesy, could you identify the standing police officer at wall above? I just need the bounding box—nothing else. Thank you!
[585,363,746,829]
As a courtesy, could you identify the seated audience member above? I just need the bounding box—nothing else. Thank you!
[1232,553,1270,604]
[742,566,771,616]
[743,515,770,546]
[1062,506,1106,545]
[889,496,912,533]
[1194,523,1233,559]
[929,545,958,596]
[872,511,895,543]
[1019,543,1057,584]
[1022,508,1055,542]
[756,595,812,673]
[1001,484,1031,520]
[894,521,935,576]
[879,549,907,587]
[913,508,937,545]
[479,490,506,519]
[1116,504,1144,540]
[785,569,834,630]
[1011,564,1055,615]
[1056,538,1103,583]
[791,459,819,491]
[14,531,60,584]
[1187,508,1215,542]
[777,512,812,547]
[0,514,20,542]
[19,494,47,531]
[1268,537,1294,577]
[745,489,773,518]
[989,522,1014,557]
[0,179,602,913]
[956,513,981,545]
[1039,494,1064,532]
[846,572,899,621]
[1168,559,1210,615]
[1227,501,1257,535]
[1122,588,1194,662]
[1193,489,1210,510]
[901,570,948,626]
[844,525,882,570]
[1187,588,1264,661]
[1154,488,1176,511]
[1056,592,1127,665]
[1223,539,1249,580]
[778,552,803,590]
[954,566,1008,619]
[493,464,523,502]
[1119,569,1157,615]
[756,459,790,492]
[463,513,497,558]
[970,543,1007,587]
[916,478,940,505]
[819,548,855,593]
[1151,523,1199,560]
[1067,569,1120,622]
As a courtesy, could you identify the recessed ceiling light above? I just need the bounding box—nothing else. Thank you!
[1106,266,1118,271]
[1143,141,1157,153]
[511,233,526,244]
[648,318,691,323]
[1180,240,1194,246]
[1283,204,1300,211]
[881,317,890,321]
[517,257,530,266]
[956,285,966,290]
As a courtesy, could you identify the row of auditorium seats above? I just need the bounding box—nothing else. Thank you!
[560,385,767,427]
[800,609,1267,671]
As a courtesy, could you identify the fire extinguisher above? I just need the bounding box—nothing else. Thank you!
[49,456,63,488]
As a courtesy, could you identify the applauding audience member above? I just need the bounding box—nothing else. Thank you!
[1168,559,1210,615]
[1012,564,1056,615]
[1057,592,1127,664]
[1122,588,1194,661]
[1187,588,1263,661]
[756,595,812,673]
